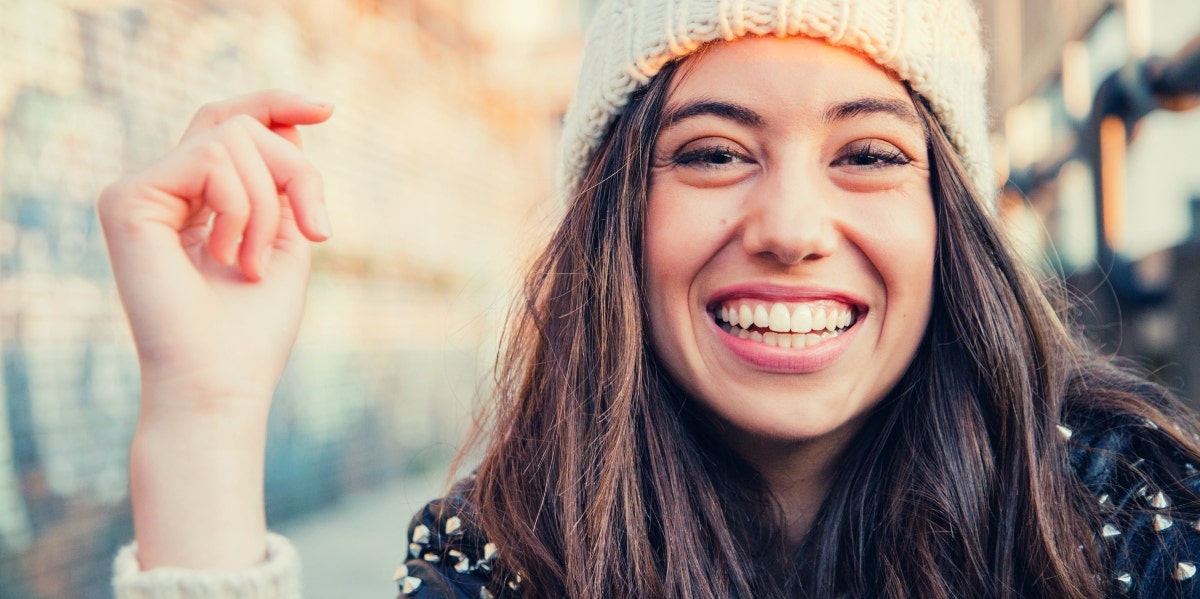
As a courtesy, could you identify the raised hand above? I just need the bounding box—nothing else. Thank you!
[98,89,333,569]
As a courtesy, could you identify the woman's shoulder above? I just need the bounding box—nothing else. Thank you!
[394,477,508,599]
[1066,411,1200,597]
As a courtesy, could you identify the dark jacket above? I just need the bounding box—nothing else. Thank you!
[395,416,1200,598]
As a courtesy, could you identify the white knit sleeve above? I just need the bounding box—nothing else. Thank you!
[112,533,302,599]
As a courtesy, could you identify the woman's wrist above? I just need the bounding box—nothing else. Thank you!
[129,402,271,570]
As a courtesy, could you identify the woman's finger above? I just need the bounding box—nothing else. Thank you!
[239,122,330,243]
[185,116,325,277]
[109,107,328,280]
[271,125,303,149]
[183,89,333,141]
[218,116,282,281]
[193,141,251,267]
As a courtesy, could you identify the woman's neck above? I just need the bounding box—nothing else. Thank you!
[728,421,861,548]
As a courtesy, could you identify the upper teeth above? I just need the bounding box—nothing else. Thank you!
[717,302,853,333]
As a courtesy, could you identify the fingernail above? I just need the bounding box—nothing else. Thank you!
[313,205,332,238]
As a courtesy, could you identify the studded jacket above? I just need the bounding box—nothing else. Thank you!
[108,414,1200,598]
[1066,414,1200,598]
[394,418,1200,599]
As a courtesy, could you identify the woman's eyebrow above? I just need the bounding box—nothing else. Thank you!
[663,100,764,128]
[661,96,921,130]
[824,97,921,127]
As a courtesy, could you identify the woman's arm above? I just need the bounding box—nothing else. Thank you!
[98,89,332,571]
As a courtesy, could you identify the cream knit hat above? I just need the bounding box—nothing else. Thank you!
[558,0,993,202]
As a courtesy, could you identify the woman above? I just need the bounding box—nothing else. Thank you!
[103,0,1200,597]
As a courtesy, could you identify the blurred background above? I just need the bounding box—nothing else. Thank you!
[1,0,1199,597]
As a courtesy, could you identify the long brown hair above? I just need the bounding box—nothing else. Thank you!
[462,56,1200,599]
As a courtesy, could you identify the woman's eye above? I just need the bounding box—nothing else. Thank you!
[671,145,750,169]
[834,141,912,169]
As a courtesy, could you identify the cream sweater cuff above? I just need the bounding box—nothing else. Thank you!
[112,533,301,599]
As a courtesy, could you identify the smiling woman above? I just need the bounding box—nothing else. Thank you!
[643,38,938,544]
[101,1,1200,599]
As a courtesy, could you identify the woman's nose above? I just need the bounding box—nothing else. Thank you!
[740,167,839,265]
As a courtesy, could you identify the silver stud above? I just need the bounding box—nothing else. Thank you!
[392,564,409,582]
[1145,418,1160,430]
[1193,518,1200,532]
[1150,491,1170,509]
[409,543,422,559]
[480,588,495,599]
[1131,458,1146,469]
[483,542,498,562]
[1155,514,1174,531]
[423,551,441,563]
[401,576,423,595]
[1102,523,1121,538]
[455,557,472,573]
[1177,562,1197,581]
[411,524,431,545]
[450,549,471,573]
[1137,485,1150,498]
[1057,425,1073,440]
[1098,493,1110,507]
[445,516,462,535]
[1116,572,1132,592]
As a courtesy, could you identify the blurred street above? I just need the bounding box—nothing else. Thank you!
[281,466,448,599]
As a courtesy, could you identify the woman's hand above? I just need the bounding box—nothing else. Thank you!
[99,89,333,418]
[98,90,333,570]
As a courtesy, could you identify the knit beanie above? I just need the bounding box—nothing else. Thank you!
[557,0,993,202]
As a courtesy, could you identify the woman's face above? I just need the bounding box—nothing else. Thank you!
[645,36,936,451]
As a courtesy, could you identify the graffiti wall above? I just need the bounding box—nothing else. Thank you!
[0,1,580,597]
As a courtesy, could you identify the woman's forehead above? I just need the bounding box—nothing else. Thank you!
[665,36,916,125]
[670,37,908,98]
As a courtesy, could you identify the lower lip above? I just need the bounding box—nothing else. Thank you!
[709,315,862,374]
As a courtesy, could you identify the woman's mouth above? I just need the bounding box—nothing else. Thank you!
[711,300,860,348]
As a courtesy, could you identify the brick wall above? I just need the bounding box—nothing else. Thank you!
[0,1,580,597]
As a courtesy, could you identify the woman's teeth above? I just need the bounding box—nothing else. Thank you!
[715,302,856,348]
